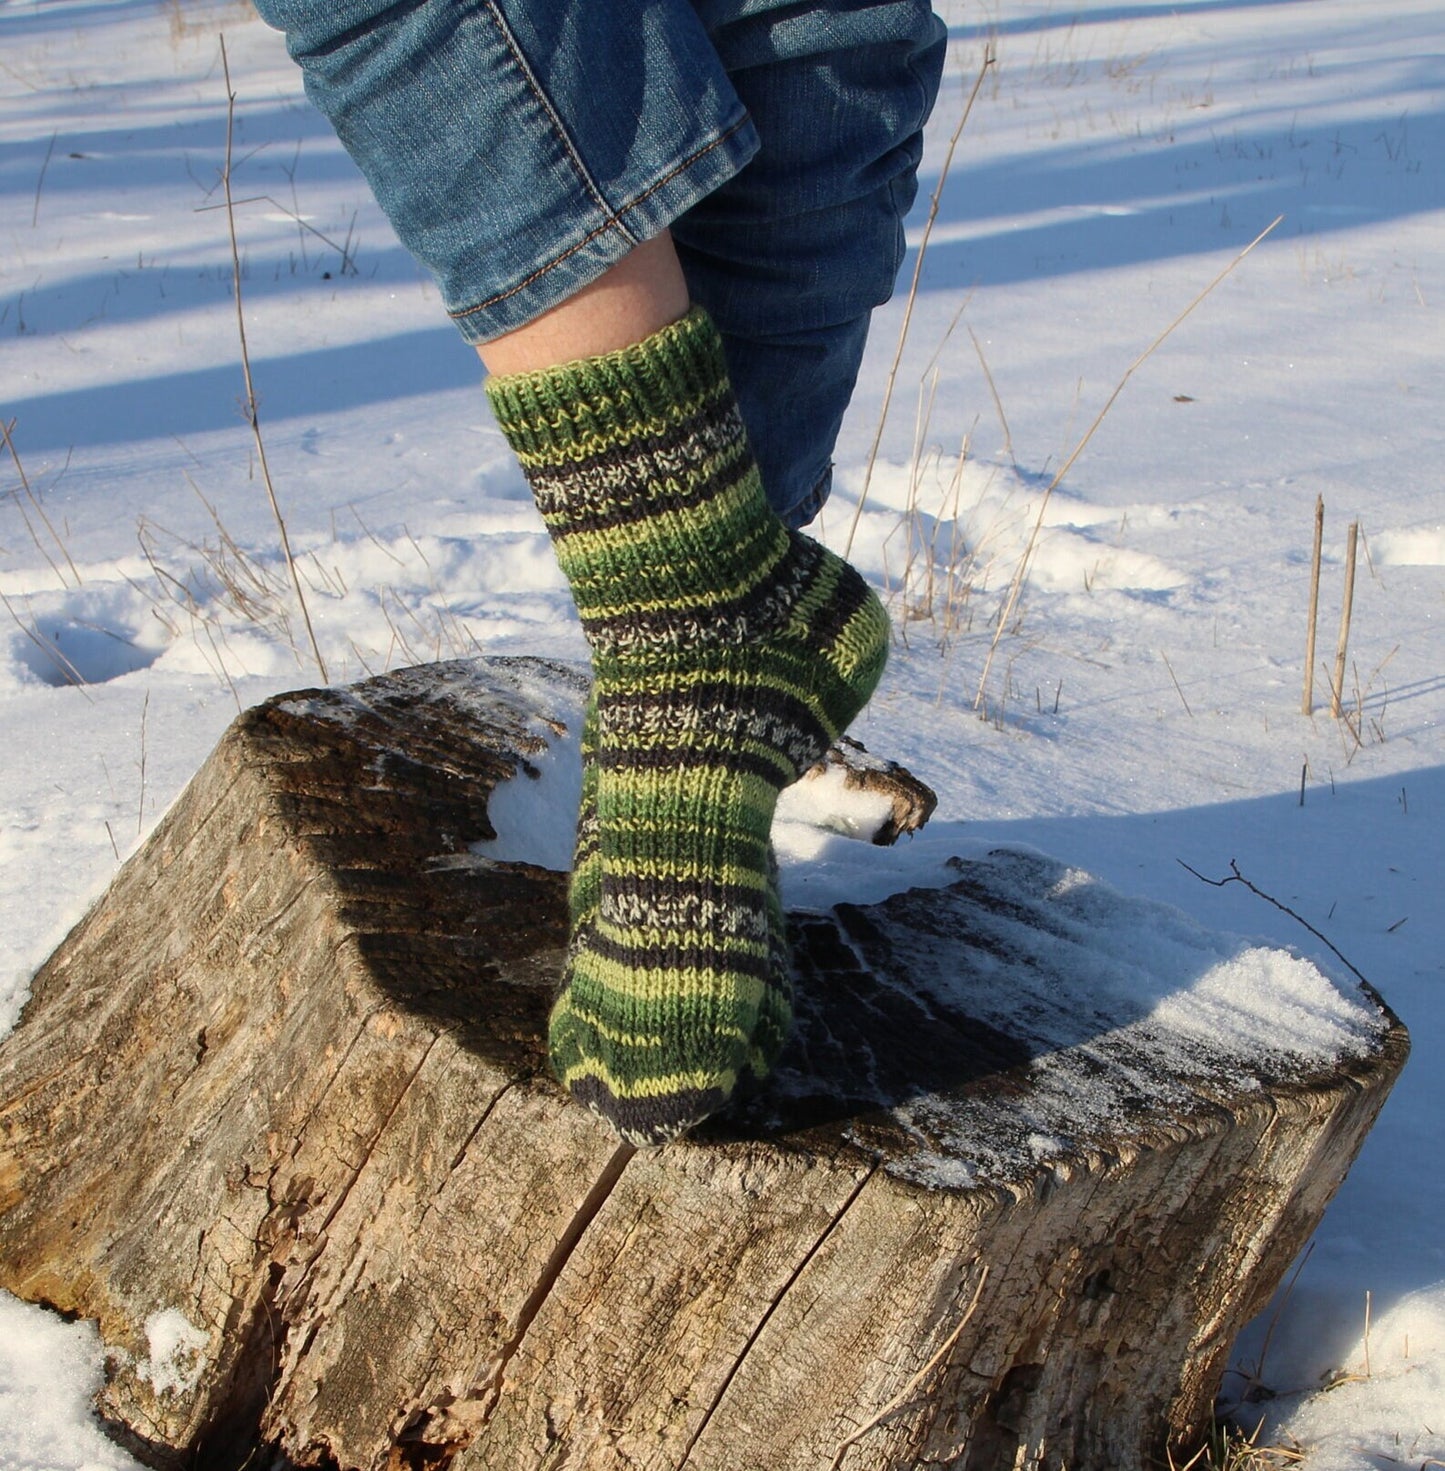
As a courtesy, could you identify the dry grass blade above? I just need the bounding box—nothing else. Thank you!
[973,215,1283,713]
[1247,1239,1313,1401]
[968,324,1017,471]
[0,588,94,701]
[1186,1417,1307,1470]
[218,34,329,683]
[32,128,57,228]
[1302,495,1323,714]
[1161,649,1193,716]
[844,43,997,560]
[136,689,149,836]
[3,417,81,588]
[1329,520,1358,719]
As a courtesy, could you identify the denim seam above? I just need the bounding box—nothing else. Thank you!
[448,116,754,322]
[480,0,635,247]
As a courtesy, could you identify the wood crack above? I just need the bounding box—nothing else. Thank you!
[479,1139,636,1423]
[317,1032,440,1238]
[676,1160,880,1469]
[441,1076,526,1188]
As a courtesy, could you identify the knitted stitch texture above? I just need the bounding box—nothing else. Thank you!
[568,695,795,1096]
[487,308,887,1144]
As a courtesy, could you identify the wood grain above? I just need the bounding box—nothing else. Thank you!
[0,658,1407,1471]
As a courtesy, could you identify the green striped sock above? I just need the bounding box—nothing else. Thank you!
[568,694,795,1097]
[487,308,888,1145]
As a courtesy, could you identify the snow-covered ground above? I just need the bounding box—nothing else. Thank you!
[1,0,1440,1464]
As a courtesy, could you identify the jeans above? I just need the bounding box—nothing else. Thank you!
[252,0,946,527]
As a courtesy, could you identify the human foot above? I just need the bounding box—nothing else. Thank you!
[487,309,887,1143]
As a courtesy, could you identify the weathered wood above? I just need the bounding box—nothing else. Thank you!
[0,657,1407,1471]
[791,735,938,844]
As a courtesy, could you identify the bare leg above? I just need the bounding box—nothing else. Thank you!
[476,232,689,377]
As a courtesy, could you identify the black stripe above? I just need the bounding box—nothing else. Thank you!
[582,929,775,983]
[527,399,746,528]
[579,541,812,649]
[801,562,874,650]
[597,683,829,763]
[568,1076,731,1146]
[593,741,788,786]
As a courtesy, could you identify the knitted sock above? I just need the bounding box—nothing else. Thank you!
[487,308,887,1144]
[568,694,795,1095]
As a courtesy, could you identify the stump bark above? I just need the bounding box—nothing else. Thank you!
[0,658,1407,1471]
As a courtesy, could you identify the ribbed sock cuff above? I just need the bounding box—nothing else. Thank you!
[484,306,728,463]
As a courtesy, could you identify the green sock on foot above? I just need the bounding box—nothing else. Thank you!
[568,694,795,1103]
[487,307,887,1145]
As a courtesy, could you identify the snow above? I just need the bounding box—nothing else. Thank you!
[134,1309,208,1398]
[0,0,1440,1463]
[773,760,905,842]
[1245,1285,1445,1468]
[0,1295,137,1471]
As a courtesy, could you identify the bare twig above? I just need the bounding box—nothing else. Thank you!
[219,35,328,682]
[974,216,1283,712]
[1178,858,1370,987]
[845,44,996,559]
[828,1265,989,1469]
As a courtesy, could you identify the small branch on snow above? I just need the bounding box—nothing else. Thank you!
[1177,859,1370,987]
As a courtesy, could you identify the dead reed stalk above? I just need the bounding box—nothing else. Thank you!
[973,215,1283,713]
[1161,649,1193,716]
[137,689,150,836]
[968,324,1017,471]
[844,43,996,560]
[3,417,81,588]
[1329,520,1358,719]
[0,588,92,697]
[218,34,328,682]
[31,128,57,228]
[1302,495,1323,714]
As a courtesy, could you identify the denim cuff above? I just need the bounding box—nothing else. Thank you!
[256,0,760,343]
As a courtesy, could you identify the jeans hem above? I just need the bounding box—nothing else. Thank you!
[449,115,760,345]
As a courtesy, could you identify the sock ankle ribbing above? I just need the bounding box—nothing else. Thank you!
[487,307,887,1144]
[568,694,795,1096]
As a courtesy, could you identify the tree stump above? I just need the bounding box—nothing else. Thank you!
[0,658,1407,1471]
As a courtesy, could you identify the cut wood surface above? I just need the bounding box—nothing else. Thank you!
[0,658,1408,1471]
